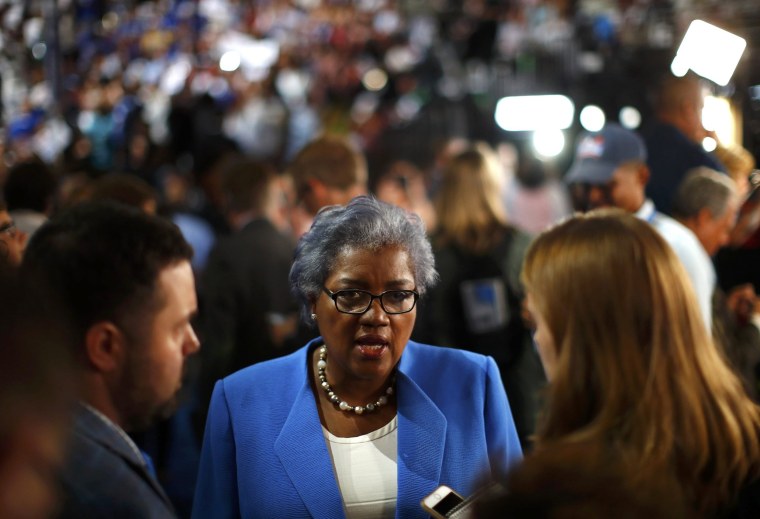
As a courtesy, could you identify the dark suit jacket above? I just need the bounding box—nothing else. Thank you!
[199,218,297,376]
[57,404,176,519]
[196,218,300,431]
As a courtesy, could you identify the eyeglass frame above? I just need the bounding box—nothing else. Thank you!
[0,221,17,238]
[322,286,419,315]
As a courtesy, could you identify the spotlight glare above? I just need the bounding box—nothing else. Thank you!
[579,105,606,132]
[362,68,388,92]
[702,136,717,152]
[219,51,241,72]
[495,95,575,131]
[619,106,642,129]
[672,20,746,86]
[532,129,565,159]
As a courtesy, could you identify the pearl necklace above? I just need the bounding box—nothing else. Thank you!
[316,345,396,415]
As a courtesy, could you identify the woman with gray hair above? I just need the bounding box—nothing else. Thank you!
[193,196,522,519]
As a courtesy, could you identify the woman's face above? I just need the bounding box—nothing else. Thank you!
[314,245,417,384]
[526,292,557,380]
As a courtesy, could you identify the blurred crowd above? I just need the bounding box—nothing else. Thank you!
[3,1,760,518]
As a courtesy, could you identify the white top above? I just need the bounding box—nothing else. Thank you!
[323,416,398,519]
[636,199,715,331]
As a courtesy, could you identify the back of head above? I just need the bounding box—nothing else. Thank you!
[671,167,736,220]
[521,209,760,513]
[89,173,158,214]
[3,159,57,214]
[473,442,689,519]
[219,156,278,215]
[289,196,438,323]
[288,134,367,199]
[654,73,702,117]
[653,73,705,143]
[435,143,508,253]
[22,202,193,358]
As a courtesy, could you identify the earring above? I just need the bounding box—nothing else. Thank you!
[311,313,317,321]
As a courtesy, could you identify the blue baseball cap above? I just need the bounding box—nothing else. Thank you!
[565,123,647,184]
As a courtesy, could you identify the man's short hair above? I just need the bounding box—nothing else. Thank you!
[671,167,736,220]
[653,73,702,116]
[89,174,158,211]
[288,135,367,197]
[219,156,278,214]
[22,202,193,356]
[3,159,56,213]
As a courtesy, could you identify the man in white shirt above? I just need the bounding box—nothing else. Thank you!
[565,123,713,331]
[671,168,760,400]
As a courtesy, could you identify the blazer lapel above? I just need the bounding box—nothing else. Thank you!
[274,381,346,519]
[395,367,447,517]
[74,405,175,509]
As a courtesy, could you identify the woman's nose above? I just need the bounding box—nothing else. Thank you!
[360,298,390,324]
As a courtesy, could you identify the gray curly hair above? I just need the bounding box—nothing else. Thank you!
[289,196,438,324]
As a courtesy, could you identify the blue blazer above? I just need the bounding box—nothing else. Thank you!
[192,339,522,519]
[58,404,176,518]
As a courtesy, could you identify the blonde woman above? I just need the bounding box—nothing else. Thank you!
[413,143,544,449]
[522,209,760,516]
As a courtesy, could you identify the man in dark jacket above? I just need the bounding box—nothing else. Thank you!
[23,203,200,519]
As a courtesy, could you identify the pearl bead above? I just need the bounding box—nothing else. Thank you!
[315,344,395,414]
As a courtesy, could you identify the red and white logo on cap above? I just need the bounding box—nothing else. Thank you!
[577,135,605,159]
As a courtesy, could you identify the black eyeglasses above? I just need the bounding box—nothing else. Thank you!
[322,287,419,315]
[0,221,17,238]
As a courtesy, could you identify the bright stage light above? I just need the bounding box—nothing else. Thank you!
[672,20,746,86]
[619,106,641,129]
[495,95,575,132]
[579,105,605,132]
[532,129,565,159]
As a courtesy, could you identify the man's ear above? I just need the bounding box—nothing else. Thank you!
[636,163,650,186]
[84,322,127,373]
[696,207,715,227]
[307,178,327,204]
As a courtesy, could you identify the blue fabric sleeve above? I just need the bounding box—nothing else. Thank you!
[192,381,241,519]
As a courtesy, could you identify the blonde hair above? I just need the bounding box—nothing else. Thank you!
[522,209,760,514]
[434,143,509,254]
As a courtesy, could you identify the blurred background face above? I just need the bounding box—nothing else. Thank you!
[697,198,739,256]
[570,165,645,213]
[0,211,26,267]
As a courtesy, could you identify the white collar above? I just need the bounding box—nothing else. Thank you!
[634,199,657,222]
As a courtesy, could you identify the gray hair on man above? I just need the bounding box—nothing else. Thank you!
[672,167,737,220]
[289,196,438,324]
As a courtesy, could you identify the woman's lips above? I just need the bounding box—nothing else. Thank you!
[356,336,389,359]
